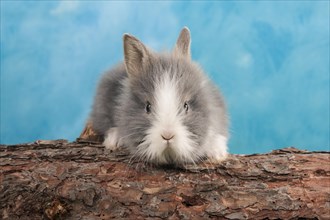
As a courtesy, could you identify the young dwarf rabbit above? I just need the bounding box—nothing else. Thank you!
[90,27,229,165]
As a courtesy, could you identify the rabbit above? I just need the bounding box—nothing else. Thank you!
[90,27,229,165]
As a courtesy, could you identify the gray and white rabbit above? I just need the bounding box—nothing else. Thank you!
[90,27,229,165]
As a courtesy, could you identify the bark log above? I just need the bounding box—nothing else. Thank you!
[1,128,329,219]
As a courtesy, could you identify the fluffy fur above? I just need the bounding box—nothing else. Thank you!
[90,27,229,165]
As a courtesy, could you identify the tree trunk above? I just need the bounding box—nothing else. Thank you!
[1,125,329,219]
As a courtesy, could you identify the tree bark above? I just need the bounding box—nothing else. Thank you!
[1,128,329,219]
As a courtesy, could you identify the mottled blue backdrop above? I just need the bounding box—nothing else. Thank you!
[1,1,329,154]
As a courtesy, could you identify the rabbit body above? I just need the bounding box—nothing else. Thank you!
[90,28,229,164]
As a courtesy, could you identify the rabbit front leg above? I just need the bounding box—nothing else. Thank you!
[103,127,120,151]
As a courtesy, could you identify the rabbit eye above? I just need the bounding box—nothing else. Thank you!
[145,102,151,114]
[184,102,189,112]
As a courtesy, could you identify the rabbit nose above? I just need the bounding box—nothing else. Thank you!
[161,131,175,141]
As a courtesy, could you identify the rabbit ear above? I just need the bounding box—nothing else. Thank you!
[174,27,191,59]
[123,34,152,77]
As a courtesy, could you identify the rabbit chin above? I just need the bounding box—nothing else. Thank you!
[136,127,200,164]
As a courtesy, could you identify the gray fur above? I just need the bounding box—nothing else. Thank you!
[90,28,228,164]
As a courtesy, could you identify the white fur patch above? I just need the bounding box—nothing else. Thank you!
[103,127,119,151]
[154,74,180,124]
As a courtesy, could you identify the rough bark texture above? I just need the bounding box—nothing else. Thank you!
[1,127,329,219]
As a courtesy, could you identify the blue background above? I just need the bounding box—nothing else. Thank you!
[1,1,329,154]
